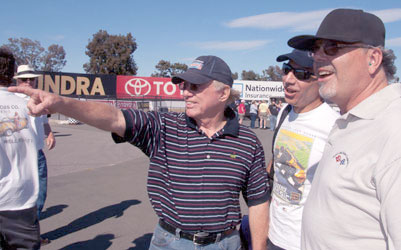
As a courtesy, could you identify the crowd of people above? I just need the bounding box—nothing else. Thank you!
[1,7,400,250]
[237,99,283,130]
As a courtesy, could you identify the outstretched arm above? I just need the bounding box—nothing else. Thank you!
[8,86,126,137]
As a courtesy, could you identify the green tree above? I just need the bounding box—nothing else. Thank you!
[241,70,260,80]
[260,65,282,81]
[83,30,138,75]
[151,60,188,77]
[41,44,67,72]
[2,37,66,71]
[232,72,238,80]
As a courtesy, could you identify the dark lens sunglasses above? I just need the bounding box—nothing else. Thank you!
[282,63,314,81]
[19,78,36,82]
[311,40,373,56]
[179,82,201,92]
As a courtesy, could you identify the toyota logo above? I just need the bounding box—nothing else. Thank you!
[124,78,151,96]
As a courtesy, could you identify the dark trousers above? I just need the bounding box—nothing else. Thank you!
[250,113,257,128]
[0,207,40,250]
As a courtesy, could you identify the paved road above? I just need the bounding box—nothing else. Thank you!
[40,120,273,250]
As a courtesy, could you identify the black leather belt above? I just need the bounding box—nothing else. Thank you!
[159,220,236,245]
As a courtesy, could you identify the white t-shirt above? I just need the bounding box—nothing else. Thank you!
[0,87,39,211]
[269,103,339,250]
[15,93,47,150]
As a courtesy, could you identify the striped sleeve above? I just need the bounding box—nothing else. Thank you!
[242,136,271,206]
[112,109,162,157]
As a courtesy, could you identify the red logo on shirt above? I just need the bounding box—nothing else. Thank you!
[333,152,349,167]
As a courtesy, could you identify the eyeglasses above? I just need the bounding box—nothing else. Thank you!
[282,63,314,81]
[311,40,374,56]
[179,82,201,92]
[19,78,36,82]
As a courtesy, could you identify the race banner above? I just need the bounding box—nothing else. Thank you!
[36,72,116,97]
[233,80,284,100]
[116,76,183,100]
[34,72,285,101]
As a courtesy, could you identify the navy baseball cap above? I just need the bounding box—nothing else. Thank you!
[172,55,233,87]
[288,8,385,50]
[276,49,314,68]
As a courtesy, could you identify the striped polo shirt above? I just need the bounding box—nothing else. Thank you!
[112,108,270,232]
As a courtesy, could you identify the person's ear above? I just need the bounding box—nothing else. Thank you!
[367,47,382,75]
[219,86,230,102]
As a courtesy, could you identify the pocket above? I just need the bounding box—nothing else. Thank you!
[218,231,242,250]
[151,225,175,247]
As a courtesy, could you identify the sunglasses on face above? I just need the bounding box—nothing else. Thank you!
[19,78,36,82]
[311,40,373,56]
[178,82,203,92]
[282,63,314,81]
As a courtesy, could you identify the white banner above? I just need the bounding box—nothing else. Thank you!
[233,80,284,100]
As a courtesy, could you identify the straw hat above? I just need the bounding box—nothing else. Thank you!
[13,65,40,79]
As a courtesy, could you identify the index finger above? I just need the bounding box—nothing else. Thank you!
[8,86,36,96]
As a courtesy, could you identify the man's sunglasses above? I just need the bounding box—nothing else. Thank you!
[311,40,373,56]
[282,63,314,81]
[19,78,36,82]
[179,82,202,92]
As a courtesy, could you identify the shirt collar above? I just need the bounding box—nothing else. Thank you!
[186,107,239,137]
[348,84,401,120]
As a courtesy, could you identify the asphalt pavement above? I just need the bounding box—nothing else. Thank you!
[40,119,274,250]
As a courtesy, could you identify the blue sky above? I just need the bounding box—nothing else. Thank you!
[1,1,401,78]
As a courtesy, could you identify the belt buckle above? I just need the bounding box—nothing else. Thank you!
[193,231,209,245]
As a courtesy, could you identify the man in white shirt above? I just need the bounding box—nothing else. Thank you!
[0,49,41,249]
[288,8,401,250]
[268,49,339,250]
[14,65,56,246]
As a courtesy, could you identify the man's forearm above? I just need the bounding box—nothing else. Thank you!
[43,123,52,137]
[249,201,269,250]
[57,97,126,137]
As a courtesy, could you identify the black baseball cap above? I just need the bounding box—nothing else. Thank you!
[171,55,233,87]
[276,49,314,68]
[288,8,385,50]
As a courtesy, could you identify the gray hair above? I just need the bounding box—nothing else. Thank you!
[379,46,397,81]
[212,80,240,105]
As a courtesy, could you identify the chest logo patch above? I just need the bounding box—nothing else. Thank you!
[333,152,349,167]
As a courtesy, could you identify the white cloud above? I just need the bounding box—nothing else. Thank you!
[189,40,271,51]
[225,9,331,32]
[387,37,401,46]
[47,35,65,42]
[226,8,401,32]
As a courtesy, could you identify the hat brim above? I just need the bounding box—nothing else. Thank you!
[276,51,313,68]
[288,34,362,51]
[14,73,41,79]
[171,71,213,85]
[288,35,320,51]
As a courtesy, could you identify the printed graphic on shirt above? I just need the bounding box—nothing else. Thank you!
[333,152,349,167]
[273,129,313,205]
[0,106,29,137]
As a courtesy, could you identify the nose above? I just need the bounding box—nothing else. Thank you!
[181,88,193,98]
[283,71,297,86]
